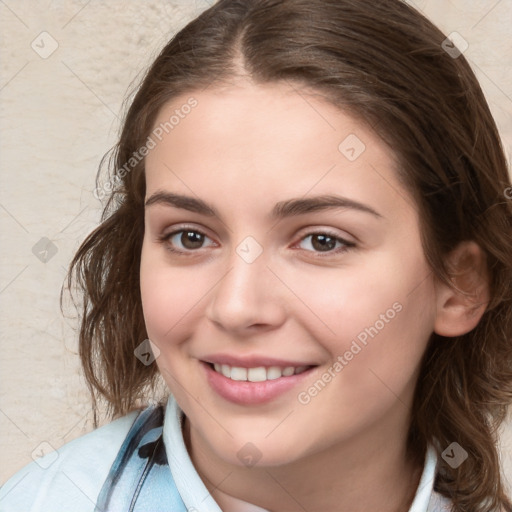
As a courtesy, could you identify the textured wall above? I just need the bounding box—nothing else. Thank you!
[1,0,511,491]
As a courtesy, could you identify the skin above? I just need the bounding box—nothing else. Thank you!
[139,79,487,512]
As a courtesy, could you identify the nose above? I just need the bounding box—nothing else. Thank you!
[205,244,287,335]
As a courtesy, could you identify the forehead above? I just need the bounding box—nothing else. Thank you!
[148,81,379,163]
[144,81,414,224]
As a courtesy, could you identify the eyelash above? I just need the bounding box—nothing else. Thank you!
[157,226,356,258]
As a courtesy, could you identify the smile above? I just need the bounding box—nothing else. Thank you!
[212,363,311,382]
[202,360,317,405]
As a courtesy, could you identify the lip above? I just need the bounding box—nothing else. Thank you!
[201,360,316,405]
[202,353,316,368]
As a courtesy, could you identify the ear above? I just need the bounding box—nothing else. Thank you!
[434,241,490,337]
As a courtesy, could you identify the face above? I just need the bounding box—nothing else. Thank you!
[140,80,438,468]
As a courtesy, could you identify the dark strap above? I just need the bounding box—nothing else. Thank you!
[94,405,188,512]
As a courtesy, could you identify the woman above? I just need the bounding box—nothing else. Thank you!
[1,1,511,510]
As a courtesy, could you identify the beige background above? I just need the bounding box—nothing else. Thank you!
[1,0,511,492]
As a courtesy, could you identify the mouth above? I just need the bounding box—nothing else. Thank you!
[200,359,318,405]
[208,362,313,382]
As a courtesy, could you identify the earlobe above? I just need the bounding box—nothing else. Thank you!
[434,241,490,337]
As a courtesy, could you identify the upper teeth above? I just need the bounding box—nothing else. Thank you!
[213,364,308,382]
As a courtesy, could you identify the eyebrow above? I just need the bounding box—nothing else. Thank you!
[144,191,383,219]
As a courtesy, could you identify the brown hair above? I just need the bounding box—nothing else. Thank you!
[63,0,512,510]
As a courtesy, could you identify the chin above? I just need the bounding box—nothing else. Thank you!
[207,431,305,469]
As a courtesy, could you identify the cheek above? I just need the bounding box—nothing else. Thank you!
[293,251,435,413]
[290,292,434,446]
[286,251,435,349]
[288,251,436,417]
[140,244,202,344]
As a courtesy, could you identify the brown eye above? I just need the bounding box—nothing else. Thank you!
[161,228,216,253]
[297,232,355,255]
[179,230,205,249]
[310,234,338,252]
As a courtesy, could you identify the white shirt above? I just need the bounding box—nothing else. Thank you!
[0,394,452,511]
